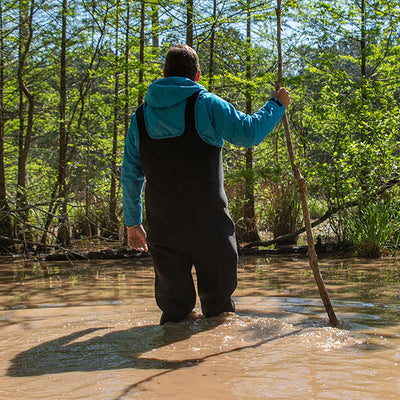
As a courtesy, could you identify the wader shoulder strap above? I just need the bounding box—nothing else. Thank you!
[135,104,146,136]
[184,91,201,133]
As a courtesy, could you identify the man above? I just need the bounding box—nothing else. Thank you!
[122,44,290,324]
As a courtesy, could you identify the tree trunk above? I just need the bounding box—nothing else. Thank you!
[124,1,131,139]
[358,0,368,190]
[0,2,12,247]
[208,0,216,91]
[138,0,145,106]
[186,0,193,47]
[56,0,70,246]
[16,0,35,245]
[151,2,159,50]
[240,0,259,243]
[109,0,120,238]
[360,0,367,97]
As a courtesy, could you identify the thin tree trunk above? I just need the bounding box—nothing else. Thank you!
[242,0,259,242]
[360,0,367,93]
[109,0,120,238]
[138,0,145,106]
[276,0,340,328]
[0,2,12,245]
[359,0,368,187]
[122,1,133,245]
[56,0,70,246]
[151,2,159,50]
[208,0,216,91]
[82,1,110,238]
[360,0,367,141]
[84,96,92,237]
[17,0,35,245]
[186,0,193,47]
[40,185,59,243]
[124,1,131,139]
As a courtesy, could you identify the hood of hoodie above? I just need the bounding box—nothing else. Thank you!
[143,77,206,138]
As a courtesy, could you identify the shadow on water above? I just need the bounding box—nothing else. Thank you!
[7,310,309,400]
[7,313,302,378]
[7,321,209,377]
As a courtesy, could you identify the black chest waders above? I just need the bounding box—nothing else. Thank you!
[136,91,238,324]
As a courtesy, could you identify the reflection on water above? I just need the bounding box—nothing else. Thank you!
[237,256,400,326]
[0,254,400,400]
[0,256,155,310]
[1,255,399,324]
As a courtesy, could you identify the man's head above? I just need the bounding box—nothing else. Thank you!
[164,44,201,82]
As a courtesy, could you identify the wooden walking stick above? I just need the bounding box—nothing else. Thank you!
[275,0,341,328]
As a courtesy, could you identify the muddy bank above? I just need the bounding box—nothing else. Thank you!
[40,242,353,261]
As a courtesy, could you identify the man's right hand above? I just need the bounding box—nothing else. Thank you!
[126,224,148,252]
[270,87,291,108]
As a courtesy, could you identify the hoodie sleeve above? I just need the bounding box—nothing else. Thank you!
[196,92,285,149]
[121,113,145,226]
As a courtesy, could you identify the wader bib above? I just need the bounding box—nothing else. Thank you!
[136,91,237,324]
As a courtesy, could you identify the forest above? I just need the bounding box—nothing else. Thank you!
[1,0,399,257]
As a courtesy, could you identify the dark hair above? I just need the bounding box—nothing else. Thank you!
[164,44,200,81]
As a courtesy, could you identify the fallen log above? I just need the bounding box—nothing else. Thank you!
[244,175,400,249]
[44,248,149,261]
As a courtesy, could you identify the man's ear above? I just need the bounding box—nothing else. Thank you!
[195,70,201,82]
[163,69,167,77]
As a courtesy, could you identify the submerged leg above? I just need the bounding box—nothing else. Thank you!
[149,242,196,324]
[193,230,238,318]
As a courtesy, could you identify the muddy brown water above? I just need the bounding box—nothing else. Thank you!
[0,254,399,399]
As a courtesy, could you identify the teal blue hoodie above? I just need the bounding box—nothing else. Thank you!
[122,77,285,226]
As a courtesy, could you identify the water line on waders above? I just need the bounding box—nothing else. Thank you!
[275,0,342,328]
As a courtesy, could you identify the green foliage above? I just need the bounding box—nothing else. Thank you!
[268,177,301,243]
[343,199,400,258]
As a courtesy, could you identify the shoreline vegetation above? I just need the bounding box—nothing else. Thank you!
[2,176,399,259]
[1,231,397,262]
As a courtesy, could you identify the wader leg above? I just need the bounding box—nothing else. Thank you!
[149,243,196,324]
[193,233,238,318]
